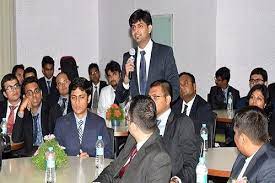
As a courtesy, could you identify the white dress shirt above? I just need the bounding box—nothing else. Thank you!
[181,95,196,116]
[5,100,21,122]
[157,108,171,136]
[45,76,53,87]
[237,152,256,180]
[97,85,116,119]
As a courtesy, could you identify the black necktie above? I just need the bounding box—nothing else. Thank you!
[182,104,188,115]
[60,98,67,115]
[139,51,146,95]
[46,81,51,94]
[32,114,39,144]
[92,86,99,111]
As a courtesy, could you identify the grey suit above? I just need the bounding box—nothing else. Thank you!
[94,130,172,183]
[116,42,179,103]
[230,143,275,182]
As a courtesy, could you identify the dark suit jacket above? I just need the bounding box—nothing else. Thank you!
[12,102,50,156]
[268,83,275,108]
[38,76,58,99]
[94,130,171,183]
[54,111,112,158]
[163,112,200,183]
[208,85,240,110]
[230,143,275,182]
[48,99,72,133]
[116,42,179,103]
[172,95,214,135]
[88,80,108,108]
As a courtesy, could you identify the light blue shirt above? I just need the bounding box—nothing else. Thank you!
[157,108,171,136]
[74,112,87,133]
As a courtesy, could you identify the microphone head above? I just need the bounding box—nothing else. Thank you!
[129,48,135,56]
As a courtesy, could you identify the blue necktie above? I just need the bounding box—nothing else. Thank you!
[32,114,39,144]
[46,81,51,94]
[139,51,146,95]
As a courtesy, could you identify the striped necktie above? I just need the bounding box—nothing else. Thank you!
[78,120,84,144]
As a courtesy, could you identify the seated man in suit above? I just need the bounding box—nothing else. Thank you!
[115,9,179,103]
[54,77,112,158]
[12,76,50,156]
[148,80,200,183]
[237,67,268,109]
[38,56,58,99]
[97,60,121,119]
[24,67,38,79]
[209,67,240,110]
[94,95,171,183]
[48,72,72,133]
[0,74,22,135]
[230,106,275,182]
[12,64,24,86]
[88,63,107,111]
[172,72,214,136]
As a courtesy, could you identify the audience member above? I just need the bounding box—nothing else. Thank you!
[97,61,121,119]
[116,9,179,103]
[0,74,21,135]
[88,63,107,112]
[54,77,112,158]
[24,67,37,79]
[38,56,58,99]
[12,77,50,156]
[48,72,72,133]
[12,64,24,85]
[149,80,200,183]
[94,95,172,183]
[209,67,240,109]
[230,106,275,182]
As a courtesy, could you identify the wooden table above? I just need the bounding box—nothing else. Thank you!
[0,156,112,182]
[206,147,238,177]
[213,110,235,123]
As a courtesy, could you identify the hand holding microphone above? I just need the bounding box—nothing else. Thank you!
[124,48,135,84]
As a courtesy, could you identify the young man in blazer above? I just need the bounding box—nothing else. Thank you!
[116,9,179,103]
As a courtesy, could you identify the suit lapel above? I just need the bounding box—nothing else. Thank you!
[189,95,198,119]
[163,112,174,138]
[81,112,93,147]
[146,42,158,94]
[68,113,81,146]
[230,155,246,179]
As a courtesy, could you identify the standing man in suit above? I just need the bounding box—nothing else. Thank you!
[230,106,275,182]
[38,56,58,99]
[48,72,72,133]
[172,72,214,146]
[94,95,171,183]
[54,77,112,158]
[148,80,200,183]
[0,74,22,135]
[88,63,107,111]
[209,67,240,110]
[12,77,50,156]
[116,9,179,103]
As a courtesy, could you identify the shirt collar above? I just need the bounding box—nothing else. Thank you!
[7,100,21,108]
[93,82,100,88]
[138,39,153,55]
[45,77,53,82]
[182,94,196,106]
[157,108,171,124]
[32,102,42,116]
[136,135,151,151]
[74,112,87,122]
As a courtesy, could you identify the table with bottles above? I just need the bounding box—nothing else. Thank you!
[213,109,235,123]
[0,156,113,182]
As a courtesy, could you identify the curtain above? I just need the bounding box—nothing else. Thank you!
[0,0,16,80]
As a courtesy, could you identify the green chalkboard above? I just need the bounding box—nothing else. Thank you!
[152,14,173,47]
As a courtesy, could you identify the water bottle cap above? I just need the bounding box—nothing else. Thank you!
[48,147,53,151]
[2,118,6,122]
[199,157,205,163]
[98,136,102,140]
[202,124,206,127]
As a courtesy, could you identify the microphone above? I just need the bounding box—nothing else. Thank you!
[128,48,135,80]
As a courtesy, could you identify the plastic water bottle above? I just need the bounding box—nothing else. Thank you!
[196,157,208,183]
[200,124,208,153]
[227,92,233,111]
[45,147,56,183]
[1,118,7,135]
[95,136,104,175]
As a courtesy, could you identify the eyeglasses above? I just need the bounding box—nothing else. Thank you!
[26,88,41,97]
[149,95,166,100]
[5,83,20,92]
[249,79,264,83]
[89,71,98,75]
[57,80,69,87]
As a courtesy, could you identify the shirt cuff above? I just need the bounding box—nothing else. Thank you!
[17,111,24,118]
[171,176,182,183]
[122,82,130,90]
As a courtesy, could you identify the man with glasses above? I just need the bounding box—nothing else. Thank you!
[0,74,22,136]
[12,76,50,156]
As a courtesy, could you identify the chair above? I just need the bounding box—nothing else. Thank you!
[106,127,114,159]
[208,112,217,148]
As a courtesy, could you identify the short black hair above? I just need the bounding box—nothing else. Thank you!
[128,95,157,133]
[233,106,269,145]
[1,73,18,92]
[150,80,173,99]
[250,67,268,82]
[88,63,99,74]
[179,72,196,83]
[12,64,24,75]
[105,60,121,76]
[24,67,37,79]
[129,9,152,27]
[42,56,54,68]
[215,67,230,82]
[69,77,91,96]
[247,84,269,104]
[21,76,39,95]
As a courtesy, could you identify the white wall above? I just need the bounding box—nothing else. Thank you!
[217,0,275,96]
[15,0,99,79]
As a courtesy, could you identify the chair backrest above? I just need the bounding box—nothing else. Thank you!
[106,127,114,159]
[209,112,217,148]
